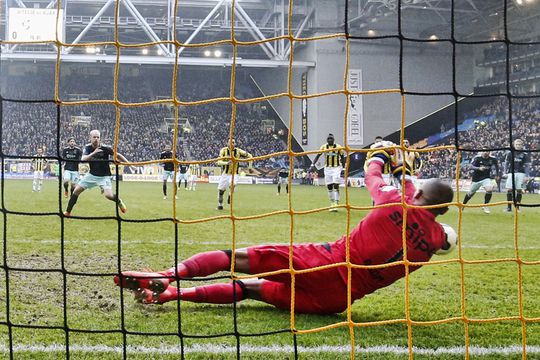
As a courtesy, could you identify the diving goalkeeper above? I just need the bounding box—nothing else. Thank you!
[115,142,455,314]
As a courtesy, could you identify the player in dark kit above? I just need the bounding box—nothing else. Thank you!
[462,151,499,214]
[61,138,83,198]
[276,167,289,195]
[177,164,189,190]
[115,142,456,314]
[64,130,128,216]
[503,139,531,212]
[160,145,177,200]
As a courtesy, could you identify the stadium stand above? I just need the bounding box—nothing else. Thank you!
[1,70,288,169]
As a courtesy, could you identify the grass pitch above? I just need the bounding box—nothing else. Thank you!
[1,179,539,359]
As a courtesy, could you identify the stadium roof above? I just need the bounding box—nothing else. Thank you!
[2,0,540,67]
[348,0,540,41]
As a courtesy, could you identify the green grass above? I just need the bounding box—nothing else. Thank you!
[1,179,539,359]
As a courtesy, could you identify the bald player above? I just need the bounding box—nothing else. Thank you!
[115,142,455,314]
[64,130,128,216]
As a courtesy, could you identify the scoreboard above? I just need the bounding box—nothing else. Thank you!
[8,8,64,42]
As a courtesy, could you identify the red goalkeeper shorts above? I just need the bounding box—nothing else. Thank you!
[247,243,349,313]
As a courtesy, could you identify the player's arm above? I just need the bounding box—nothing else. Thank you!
[311,145,324,169]
[339,148,346,168]
[238,148,253,160]
[159,153,166,167]
[60,149,67,169]
[469,157,483,171]
[493,158,500,179]
[524,154,532,179]
[76,148,83,162]
[414,152,423,173]
[503,152,511,174]
[236,148,253,169]
[365,142,408,204]
[116,152,129,163]
[81,147,101,161]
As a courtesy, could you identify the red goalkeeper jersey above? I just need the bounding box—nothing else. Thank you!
[329,161,446,301]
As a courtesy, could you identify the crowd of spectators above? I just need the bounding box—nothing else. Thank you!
[3,67,538,179]
[420,97,540,180]
[1,68,287,168]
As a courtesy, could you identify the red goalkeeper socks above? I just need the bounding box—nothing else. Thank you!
[181,282,245,304]
[158,282,245,304]
[163,250,231,279]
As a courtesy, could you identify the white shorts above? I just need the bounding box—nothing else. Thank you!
[469,178,495,194]
[162,170,174,181]
[218,174,239,191]
[505,172,526,190]
[78,173,112,190]
[324,166,342,185]
[177,173,189,182]
[278,177,289,185]
[189,175,198,182]
[33,171,44,180]
[63,170,79,183]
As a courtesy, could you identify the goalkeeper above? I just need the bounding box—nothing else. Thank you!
[115,142,455,314]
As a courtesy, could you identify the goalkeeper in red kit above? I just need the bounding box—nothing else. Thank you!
[115,142,455,314]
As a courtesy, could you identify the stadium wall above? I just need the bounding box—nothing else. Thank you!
[253,37,474,156]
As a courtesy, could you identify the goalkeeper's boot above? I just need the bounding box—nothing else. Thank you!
[118,199,128,213]
[63,211,72,217]
[114,271,170,294]
[64,190,69,198]
[134,286,177,305]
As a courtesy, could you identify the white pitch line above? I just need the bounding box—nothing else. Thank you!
[0,344,539,356]
[8,239,540,250]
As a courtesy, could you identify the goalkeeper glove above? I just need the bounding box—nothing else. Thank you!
[366,141,395,166]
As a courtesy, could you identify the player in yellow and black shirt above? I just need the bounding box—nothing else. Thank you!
[188,163,200,191]
[216,139,252,210]
[311,133,346,211]
[32,147,48,192]
[391,138,422,187]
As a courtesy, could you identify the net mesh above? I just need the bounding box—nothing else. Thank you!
[1,0,539,358]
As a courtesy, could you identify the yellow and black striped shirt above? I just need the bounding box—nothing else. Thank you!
[218,147,252,175]
[319,143,344,168]
[189,164,200,176]
[394,149,423,173]
[32,155,47,172]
